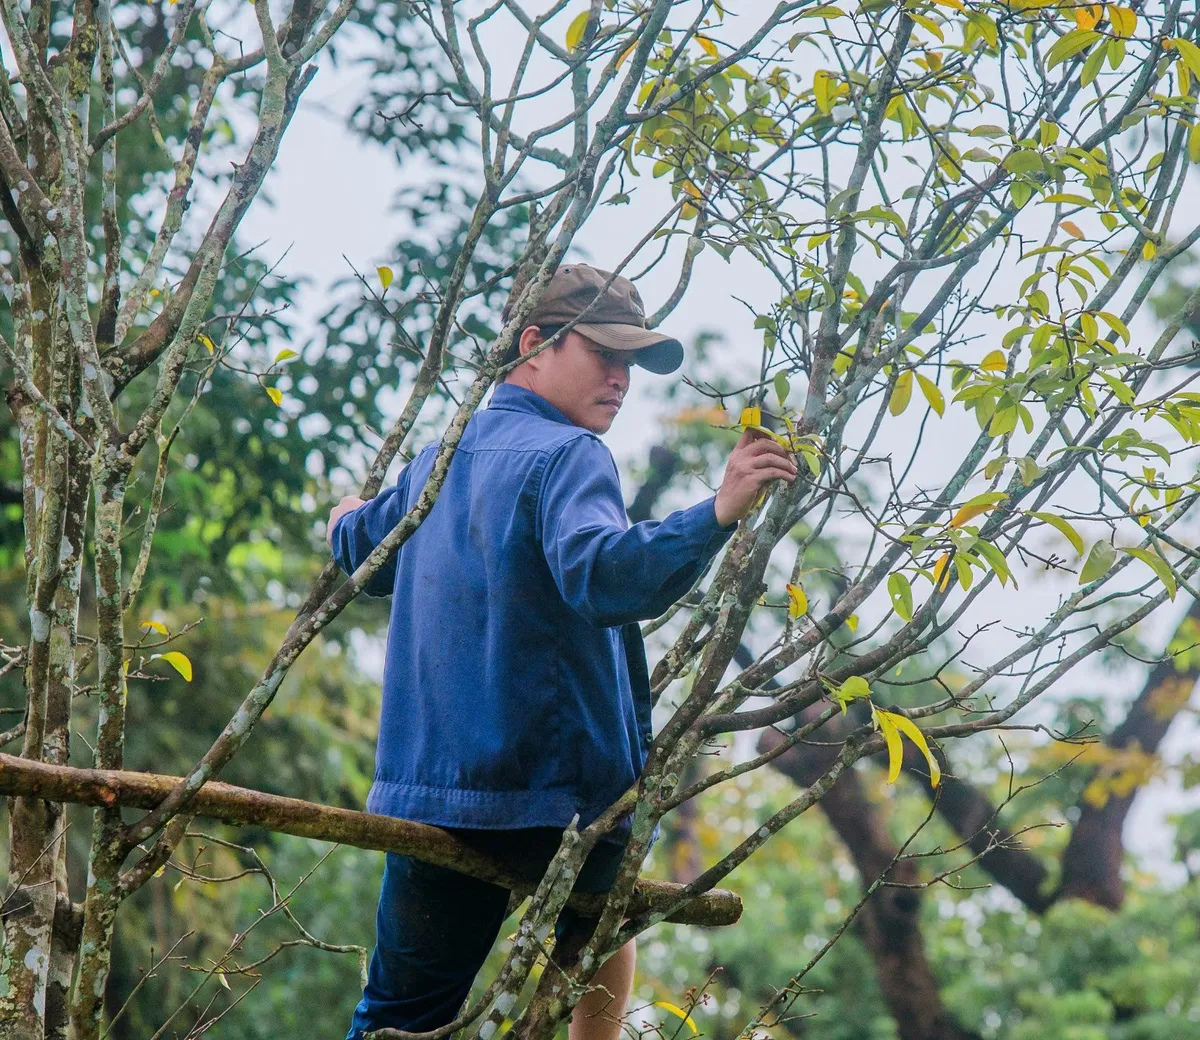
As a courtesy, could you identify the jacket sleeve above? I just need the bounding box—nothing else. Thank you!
[538,435,735,627]
[329,466,413,598]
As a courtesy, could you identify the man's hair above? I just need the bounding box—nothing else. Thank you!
[500,324,564,373]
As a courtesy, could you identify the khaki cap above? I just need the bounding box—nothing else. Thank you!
[520,264,684,374]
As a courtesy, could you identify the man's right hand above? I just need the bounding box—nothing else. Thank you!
[327,495,366,548]
[713,430,799,528]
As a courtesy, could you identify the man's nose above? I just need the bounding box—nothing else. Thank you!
[609,363,630,394]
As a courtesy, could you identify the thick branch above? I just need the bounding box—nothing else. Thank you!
[0,752,741,927]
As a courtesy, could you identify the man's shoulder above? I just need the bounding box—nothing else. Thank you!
[470,406,603,459]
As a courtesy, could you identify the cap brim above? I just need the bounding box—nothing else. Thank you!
[575,323,684,374]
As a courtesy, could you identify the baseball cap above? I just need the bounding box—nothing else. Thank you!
[515,263,684,374]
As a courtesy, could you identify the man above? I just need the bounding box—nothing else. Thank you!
[329,264,797,1040]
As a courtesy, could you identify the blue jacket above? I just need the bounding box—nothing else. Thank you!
[331,383,734,841]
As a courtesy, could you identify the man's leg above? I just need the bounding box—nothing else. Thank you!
[569,940,637,1040]
[345,852,512,1040]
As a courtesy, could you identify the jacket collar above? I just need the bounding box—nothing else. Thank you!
[487,383,577,427]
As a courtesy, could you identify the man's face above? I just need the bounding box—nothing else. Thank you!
[515,328,634,434]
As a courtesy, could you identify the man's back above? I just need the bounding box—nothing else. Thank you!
[331,383,733,839]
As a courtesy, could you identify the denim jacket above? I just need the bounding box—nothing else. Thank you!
[331,383,734,840]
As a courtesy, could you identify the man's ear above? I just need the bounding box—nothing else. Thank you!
[517,325,545,363]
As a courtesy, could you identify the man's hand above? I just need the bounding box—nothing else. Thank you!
[713,430,799,528]
[327,495,366,548]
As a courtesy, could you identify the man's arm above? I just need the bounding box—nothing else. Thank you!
[326,467,413,598]
[539,431,795,627]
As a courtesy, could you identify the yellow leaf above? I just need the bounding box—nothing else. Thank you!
[377,265,394,290]
[844,613,859,633]
[140,619,169,636]
[738,406,762,428]
[876,708,941,786]
[565,10,591,52]
[1075,4,1101,30]
[615,38,638,70]
[274,348,299,364]
[1061,220,1085,239]
[1142,238,1156,261]
[786,583,807,617]
[196,333,215,354]
[156,651,192,682]
[949,502,996,529]
[216,971,231,991]
[695,34,718,58]
[889,370,914,416]
[813,69,833,114]
[1189,122,1200,164]
[1108,5,1136,38]
[915,372,945,417]
[980,349,1007,372]
[933,552,952,591]
[265,386,284,406]
[874,707,905,783]
[654,1002,698,1034]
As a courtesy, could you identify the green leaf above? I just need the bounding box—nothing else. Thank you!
[1097,310,1130,343]
[1121,546,1177,600]
[1080,540,1117,584]
[973,539,1013,587]
[915,373,944,417]
[565,10,591,51]
[1003,150,1045,176]
[968,124,1007,138]
[889,370,914,415]
[1027,511,1084,555]
[774,370,791,406]
[1046,29,1101,70]
[887,572,914,621]
[376,265,393,290]
[1190,122,1200,164]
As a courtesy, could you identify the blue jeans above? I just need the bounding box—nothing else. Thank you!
[345,828,626,1039]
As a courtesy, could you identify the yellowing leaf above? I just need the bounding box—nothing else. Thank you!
[140,619,169,636]
[274,348,299,364]
[1108,5,1136,38]
[615,38,638,70]
[874,707,941,787]
[376,265,394,290]
[565,10,591,52]
[889,370,914,416]
[1142,238,1157,261]
[786,582,808,617]
[1075,4,1101,30]
[1061,220,1085,239]
[832,675,871,714]
[1122,546,1177,600]
[915,373,944,417]
[653,1002,698,1035]
[844,613,859,633]
[1189,122,1200,164]
[154,651,193,682]
[265,386,284,406]
[739,406,762,428]
[933,552,952,591]
[196,333,215,354]
[980,349,1007,372]
[1174,37,1200,81]
[695,34,718,58]
[813,69,833,114]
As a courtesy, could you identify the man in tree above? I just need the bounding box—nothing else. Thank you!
[328,264,797,1040]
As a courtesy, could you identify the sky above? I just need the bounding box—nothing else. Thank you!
[234,7,1196,874]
